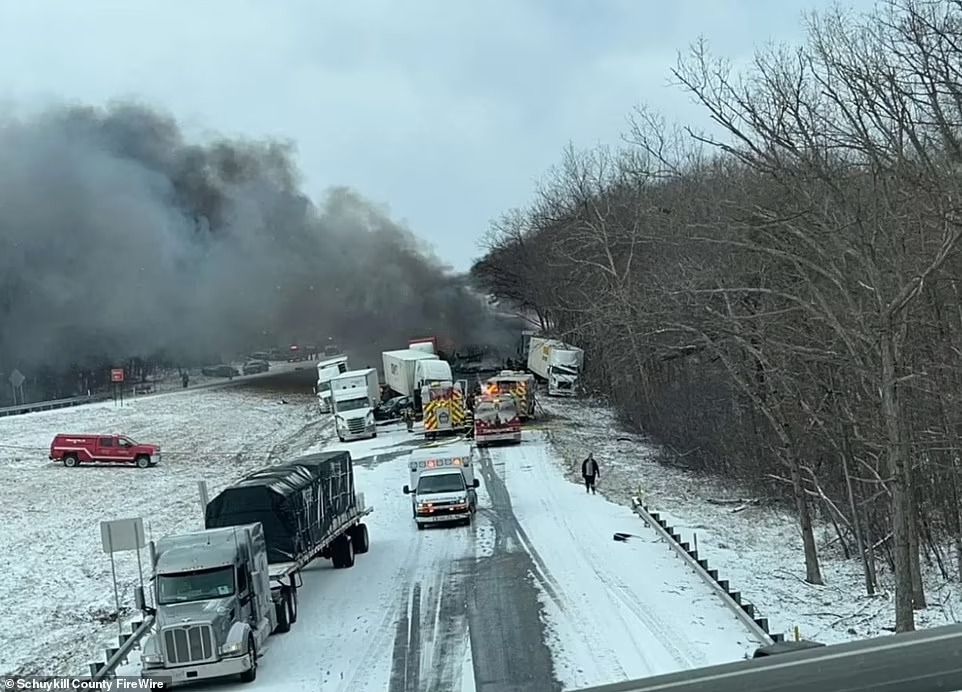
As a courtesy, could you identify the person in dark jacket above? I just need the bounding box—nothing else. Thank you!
[582,453,600,494]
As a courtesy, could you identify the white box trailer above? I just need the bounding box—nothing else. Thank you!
[383,349,438,397]
[527,338,584,397]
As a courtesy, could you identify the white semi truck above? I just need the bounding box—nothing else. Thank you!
[315,355,349,413]
[139,452,372,686]
[402,444,480,529]
[382,349,439,397]
[331,368,380,442]
[527,337,584,396]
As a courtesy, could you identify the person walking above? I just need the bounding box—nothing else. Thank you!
[582,453,600,494]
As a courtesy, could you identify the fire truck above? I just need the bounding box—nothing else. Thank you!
[421,381,469,440]
[483,371,536,420]
[472,393,522,446]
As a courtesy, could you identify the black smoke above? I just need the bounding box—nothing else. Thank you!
[0,101,520,390]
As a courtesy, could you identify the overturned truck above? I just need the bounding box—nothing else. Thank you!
[139,450,373,687]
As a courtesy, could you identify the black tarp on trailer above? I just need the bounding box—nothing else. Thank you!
[204,453,356,564]
[290,451,356,539]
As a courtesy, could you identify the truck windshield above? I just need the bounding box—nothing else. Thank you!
[316,381,332,394]
[417,473,466,494]
[336,397,369,412]
[157,566,235,605]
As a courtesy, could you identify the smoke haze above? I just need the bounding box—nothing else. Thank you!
[0,101,519,376]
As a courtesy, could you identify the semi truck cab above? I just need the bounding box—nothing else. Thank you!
[140,525,276,686]
[331,368,379,442]
[403,447,480,529]
[315,356,349,413]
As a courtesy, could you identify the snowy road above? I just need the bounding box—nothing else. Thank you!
[112,422,762,691]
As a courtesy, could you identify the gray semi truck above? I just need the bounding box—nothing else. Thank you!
[137,450,373,686]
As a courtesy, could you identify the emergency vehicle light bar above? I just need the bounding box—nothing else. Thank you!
[424,458,463,468]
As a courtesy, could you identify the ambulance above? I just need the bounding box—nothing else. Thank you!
[402,444,480,529]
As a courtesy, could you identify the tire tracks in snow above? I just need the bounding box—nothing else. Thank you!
[482,445,629,683]
[471,447,562,692]
[387,525,475,692]
[266,416,333,464]
[335,528,426,692]
[527,438,704,673]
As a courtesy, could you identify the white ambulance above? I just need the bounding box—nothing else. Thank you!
[402,444,480,529]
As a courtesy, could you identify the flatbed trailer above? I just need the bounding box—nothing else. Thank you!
[265,495,373,632]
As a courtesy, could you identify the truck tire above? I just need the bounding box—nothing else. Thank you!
[63,454,79,468]
[332,534,355,568]
[288,588,298,624]
[239,636,257,682]
[135,455,150,469]
[417,522,425,531]
[350,523,370,554]
[274,592,292,633]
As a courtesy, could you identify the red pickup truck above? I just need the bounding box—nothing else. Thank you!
[49,433,162,468]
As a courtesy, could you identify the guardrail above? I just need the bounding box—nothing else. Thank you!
[630,496,780,646]
[2,614,153,684]
[0,394,110,418]
[0,363,297,419]
[82,614,154,680]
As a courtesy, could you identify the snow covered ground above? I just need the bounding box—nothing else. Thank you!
[538,395,962,646]
[0,379,327,677]
[113,421,763,692]
[491,435,759,689]
[3,378,769,688]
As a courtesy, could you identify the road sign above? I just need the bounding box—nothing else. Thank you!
[9,369,24,388]
[100,517,145,553]
[111,368,125,383]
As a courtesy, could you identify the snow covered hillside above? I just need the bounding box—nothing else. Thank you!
[0,382,328,677]
[538,396,962,646]
[115,421,763,691]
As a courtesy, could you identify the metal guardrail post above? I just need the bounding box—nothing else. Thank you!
[630,496,778,646]
[85,614,155,680]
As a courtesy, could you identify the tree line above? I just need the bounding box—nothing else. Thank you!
[471,0,962,633]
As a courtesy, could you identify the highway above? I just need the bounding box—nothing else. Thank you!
[570,624,962,692]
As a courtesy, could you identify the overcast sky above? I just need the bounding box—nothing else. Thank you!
[0,0,878,271]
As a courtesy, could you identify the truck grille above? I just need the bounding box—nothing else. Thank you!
[347,418,365,433]
[420,501,468,516]
[163,625,214,664]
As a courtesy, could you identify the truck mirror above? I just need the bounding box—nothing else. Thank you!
[134,586,145,611]
[473,479,480,488]
[403,485,411,494]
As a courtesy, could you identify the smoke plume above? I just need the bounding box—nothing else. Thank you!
[0,101,520,379]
